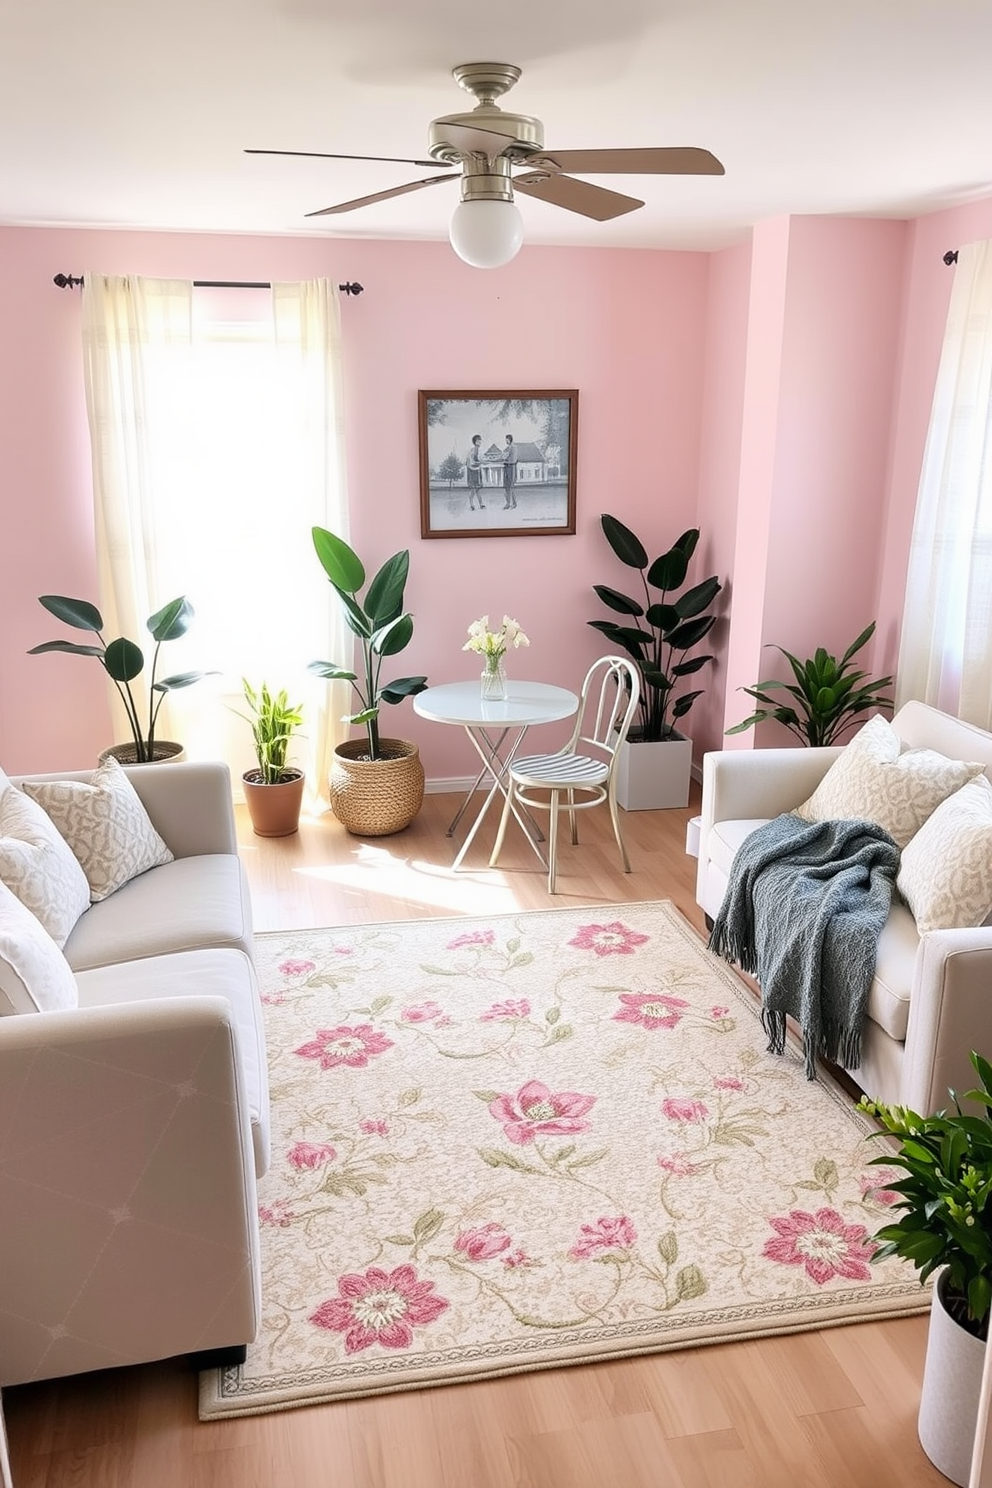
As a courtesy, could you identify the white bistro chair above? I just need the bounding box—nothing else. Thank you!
[489,656,641,893]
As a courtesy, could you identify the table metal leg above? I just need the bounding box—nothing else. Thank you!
[451,725,549,870]
[444,728,509,838]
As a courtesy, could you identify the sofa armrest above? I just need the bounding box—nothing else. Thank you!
[0,997,260,1386]
[697,745,841,868]
[123,761,238,858]
[899,927,992,1117]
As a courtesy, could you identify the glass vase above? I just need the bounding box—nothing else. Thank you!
[481,655,508,701]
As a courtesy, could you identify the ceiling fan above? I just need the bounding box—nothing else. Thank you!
[247,62,725,268]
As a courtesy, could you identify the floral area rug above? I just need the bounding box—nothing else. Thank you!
[199,900,926,1419]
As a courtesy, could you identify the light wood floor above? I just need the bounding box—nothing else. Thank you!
[4,786,947,1488]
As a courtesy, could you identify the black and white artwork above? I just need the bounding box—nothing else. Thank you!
[418,391,578,539]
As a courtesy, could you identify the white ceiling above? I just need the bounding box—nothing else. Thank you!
[2,0,991,252]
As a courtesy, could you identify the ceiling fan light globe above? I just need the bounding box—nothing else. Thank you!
[449,199,523,268]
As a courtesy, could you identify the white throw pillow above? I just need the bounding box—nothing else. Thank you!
[0,785,91,946]
[793,714,986,850]
[897,775,992,932]
[0,877,79,1014]
[23,756,174,903]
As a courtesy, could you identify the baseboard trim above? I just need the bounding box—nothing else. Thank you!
[424,776,481,795]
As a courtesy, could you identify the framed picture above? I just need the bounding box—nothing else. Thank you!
[419,390,578,539]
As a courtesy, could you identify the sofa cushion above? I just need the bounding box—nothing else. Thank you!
[0,785,91,947]
[707,819,772,879]
[897,775,992,932]
[73,947,270,1177]
[865,902,919,1041]
[793,714,985,849]
[63,854,253,972]
[23,756,173,902]
[0,879,79,1015]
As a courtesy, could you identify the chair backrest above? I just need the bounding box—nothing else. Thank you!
[567,656,641,765]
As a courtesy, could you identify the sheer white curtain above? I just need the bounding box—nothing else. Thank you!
[80,274,352,808]
[896,240,992,727]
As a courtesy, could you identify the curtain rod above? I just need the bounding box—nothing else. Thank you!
[53,273,363,295]
[944,250,958,265]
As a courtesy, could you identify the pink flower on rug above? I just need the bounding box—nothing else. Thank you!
[502,1248,534,1270]
[612,991,689,1031]
[258,1199,295,1227]
[709,1006,730,1019]
[309,1264,449,1353]
[569,1216,637,1259]
[360,1118,390,1136]
[762,1207,876,1284]
[657,1155,702,1177]
[454,1223,512,1261]
[295,1024,394,1071]
[568,921,650,957]
[489,1080,596,1146]
[260,991,287,1006]
[661,1097,710,1124]
[287,1141,336,1171]
[859,1169,901,1206]
[480,998,531,1022]
[713,1074,746,1091]
[400,1001,446,1023]
[447,929,495,949]
[279,958,316,977]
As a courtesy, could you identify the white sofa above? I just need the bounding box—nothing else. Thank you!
[0,761,269,1387]
[695,701,992,1116]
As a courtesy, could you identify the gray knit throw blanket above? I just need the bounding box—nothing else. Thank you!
[707,814,900,1080]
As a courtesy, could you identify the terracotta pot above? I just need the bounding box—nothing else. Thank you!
[918,1269,986,1486]
[242,770,305,838]
[329,738,424,837]
[98,741,186,766]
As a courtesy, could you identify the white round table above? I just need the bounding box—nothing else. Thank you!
[414,680,579,868]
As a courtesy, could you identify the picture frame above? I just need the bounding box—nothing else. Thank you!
[418,390,578,539]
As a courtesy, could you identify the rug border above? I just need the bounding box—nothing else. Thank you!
[200,899,927,1421]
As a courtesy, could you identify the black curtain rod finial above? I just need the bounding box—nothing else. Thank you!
[53,273,363,295]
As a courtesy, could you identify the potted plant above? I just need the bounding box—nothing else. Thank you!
[726,621,894,745]
[589,516,722,809]
[859,1052,992,1486]
[28,594,209,763]
[308,527,428,836]
[235,680,306,837]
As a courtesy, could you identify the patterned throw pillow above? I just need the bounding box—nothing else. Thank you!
[897,775,992,932]
[793,714,986,850]
[0,785,91,946]
[0,878,79,1014]
[23,756,174,903]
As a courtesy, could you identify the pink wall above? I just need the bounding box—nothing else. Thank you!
[0,227,708,778]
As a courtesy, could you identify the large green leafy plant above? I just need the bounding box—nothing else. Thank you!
[309,527,428,762]
[589,516,722,743]
[726,621,894,746]
[859,1051,992,1342]
[29,594,208,762]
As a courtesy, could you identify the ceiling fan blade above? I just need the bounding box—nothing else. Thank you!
[513,172,642,222]
[305,174,456,217]
[246,148,453,170]
[437,121,522,158]
[530,147,725,177]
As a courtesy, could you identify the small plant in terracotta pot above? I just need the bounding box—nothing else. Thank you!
[236,680,305,837]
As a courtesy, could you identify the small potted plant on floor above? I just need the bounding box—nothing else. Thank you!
[859,1052,992,1487]
[28,593,210,763]
[236,680,306,837]
[309,527,428,836]
[589,516,722,810]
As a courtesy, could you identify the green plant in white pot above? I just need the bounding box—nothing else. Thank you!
[235,680,306,838]
[859,1052,992,1485]
[308,527,428,835]
[28,594,209,763]
[589,516,722,810]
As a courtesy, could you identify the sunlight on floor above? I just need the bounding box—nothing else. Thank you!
[293,841,524,915]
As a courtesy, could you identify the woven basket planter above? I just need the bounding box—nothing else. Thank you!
[329,738,425,837]
[98,741,186,766]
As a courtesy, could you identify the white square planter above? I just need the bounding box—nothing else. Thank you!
[615,732,693,811]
